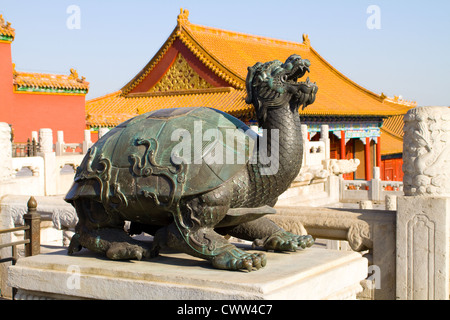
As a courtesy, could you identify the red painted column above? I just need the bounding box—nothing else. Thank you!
[340,130,346,159]
[365,137,371,181]
[376,136,381,167]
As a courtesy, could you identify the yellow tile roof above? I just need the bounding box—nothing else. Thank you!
[379,113,408,156]
[0,15,15,41]
[88,8,416,127]
[382,114,405,138]
[14,68,89,94]
[86,87,250,128]
[380,127,404,155]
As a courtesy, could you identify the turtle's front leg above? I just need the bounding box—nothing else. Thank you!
[153,188,266,271]
[153,223,266,271]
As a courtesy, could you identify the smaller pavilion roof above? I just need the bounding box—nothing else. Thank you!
[13,67,89,95]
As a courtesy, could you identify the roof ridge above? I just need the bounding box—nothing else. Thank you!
[186,22,309,48]
[177,8,309,49]
[15,68,87,80]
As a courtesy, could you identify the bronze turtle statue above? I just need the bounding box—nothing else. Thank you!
[65,54,318,271]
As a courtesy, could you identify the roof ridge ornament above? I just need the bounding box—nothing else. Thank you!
[0,14,16,41]
[68,68,86,83]
[302,34,310,46]
[382,93,417,107]
[177,8,190,26]
[12,63,18,78]
[69,68,79,80]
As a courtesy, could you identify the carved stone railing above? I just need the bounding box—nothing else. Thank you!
[11,138,38,158]
[55,130,96,156]
[270,205,396,300]
[340,168,403,203]
[0,125,94,197]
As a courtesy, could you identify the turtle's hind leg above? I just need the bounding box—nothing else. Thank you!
[216,217,314,252]
[68,198,151,260]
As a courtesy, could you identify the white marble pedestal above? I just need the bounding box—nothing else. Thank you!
[8,246,367,300]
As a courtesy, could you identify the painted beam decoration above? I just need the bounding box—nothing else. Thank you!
[307,122,381,141]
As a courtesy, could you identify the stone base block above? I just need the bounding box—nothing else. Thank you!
[396,196,450,300]
[8,247,367,300]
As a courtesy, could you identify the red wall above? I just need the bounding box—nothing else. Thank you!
[11,93,86,143]
[0,41,14,124]
[0,40,86,144]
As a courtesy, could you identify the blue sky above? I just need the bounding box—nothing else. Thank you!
[1,0,449,106]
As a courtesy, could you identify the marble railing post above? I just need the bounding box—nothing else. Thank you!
[38,129,57,196]
[319,124,330,160]
[370,167,381,201]
[55,131,64,156]
[0,123,13,183]
[98,127,110,140]
[396,106,450,300]
[31,131,38,144]
[38,129,53,154]
[82,130,93,154]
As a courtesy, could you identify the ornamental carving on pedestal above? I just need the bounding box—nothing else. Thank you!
[328,158,360,176]
[402,106,450,197]
[347,222,372,252]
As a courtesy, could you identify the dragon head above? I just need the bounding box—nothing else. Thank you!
[246,54,318,124]
[281,54,310,83]
[281,54,318,111]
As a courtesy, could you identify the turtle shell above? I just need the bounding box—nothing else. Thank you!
[66,107,256,206]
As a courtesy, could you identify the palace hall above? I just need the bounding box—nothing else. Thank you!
[85,9,414,181]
